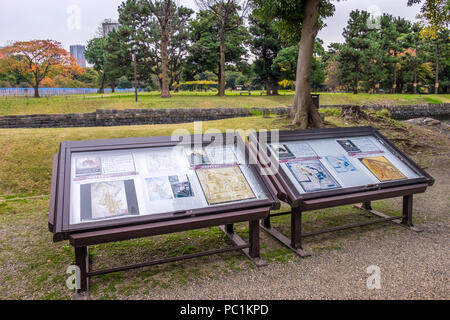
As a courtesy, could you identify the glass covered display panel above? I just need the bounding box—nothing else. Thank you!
[269,135,422,194]
[69,143,267,225]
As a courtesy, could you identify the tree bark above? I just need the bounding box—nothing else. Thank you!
[435,41,439,94]
[98,72,106,94]
[218,23,226,97]
[272,80,279,95]
[291,0,322,128]
[160,23,171,98]
[33,84,40,98]
[392,61,397,94]
[265,81,271,96]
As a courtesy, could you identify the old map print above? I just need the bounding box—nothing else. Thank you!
[360,156,406,181]
[196,166,255,205]
[90,181,129,220]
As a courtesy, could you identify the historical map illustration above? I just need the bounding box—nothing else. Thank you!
[360,156,406,181]
[90,181,129,220]
[286,159,341,192]
[325,155,357,173]
[196,166,255,205]
[270,143,295,160]
[76,156,102,176]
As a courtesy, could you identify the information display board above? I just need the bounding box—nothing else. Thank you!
[253,127,433,204]
[249,126,434,257]
[49,133,278,240]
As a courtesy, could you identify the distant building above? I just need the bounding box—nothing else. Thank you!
[102,22,119,37]
[70,45,86,68]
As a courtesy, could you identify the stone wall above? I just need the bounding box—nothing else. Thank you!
[0,107,288,129]
[0,104,448,128]
[321,103,450,120]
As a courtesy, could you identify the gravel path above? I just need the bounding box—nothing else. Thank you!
[127,165,449,300]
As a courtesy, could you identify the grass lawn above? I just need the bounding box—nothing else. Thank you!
[0,91,449,116]
[0,114,448,299]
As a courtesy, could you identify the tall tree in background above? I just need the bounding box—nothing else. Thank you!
[248,12,282,95]
[118,0,193,92]
[254,0,335,128]
[85,37,109,93]
[103,29,133,93]
[183,8,248,85]
[408,0,449,93]
[379,15,411,93]
[1,40,82,97]
[194,0,250,96]
[337,10,372,94]
[148,0,176,98]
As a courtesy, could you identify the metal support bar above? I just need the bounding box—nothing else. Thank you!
[87,244,249,277]
[260,223,311,258]
[355,198,422,232]
[300,215,403,238]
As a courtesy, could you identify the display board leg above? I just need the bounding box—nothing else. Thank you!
[402,195,413,227]
[249,220,259,259]
[363,201,373,210]
[263,216,271,229]
[219,222,267,267]
[260,209,311,258]
[75,246,89,294]
[226,224,234,234]
[291,208,302,250]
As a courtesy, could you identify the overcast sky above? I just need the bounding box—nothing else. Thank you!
[0,0,421,51]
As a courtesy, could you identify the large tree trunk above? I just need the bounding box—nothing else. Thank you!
[435,42,439,94]
[392,61,397,94]
[33,83,40,98]
[160,23,171,98]
[272,80,279,95]
[265,81,271,96]
[218,24,226,97]
[413,59,417,94]
[291,0,322,128]
[98,72,106,94]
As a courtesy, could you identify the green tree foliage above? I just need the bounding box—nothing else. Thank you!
[183,9,249,84]
[337,10,374,94]
[85,37,108,93]
[248,12,282,95]
[117,0,193,93]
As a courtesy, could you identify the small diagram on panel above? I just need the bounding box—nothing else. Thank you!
[286,159,341,192]
[146,176,174,200]
[186,148,211,167]
[169,175,194,198]
[75,156,102,176]
[269,143,295,160]
[359,156,406,181]
[337,140,361,153]
[325,155,357,173]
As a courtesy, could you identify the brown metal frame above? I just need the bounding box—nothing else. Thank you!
[48,132,279,293]
[250,126,434,257]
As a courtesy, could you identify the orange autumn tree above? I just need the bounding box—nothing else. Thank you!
[1,40,84,97]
